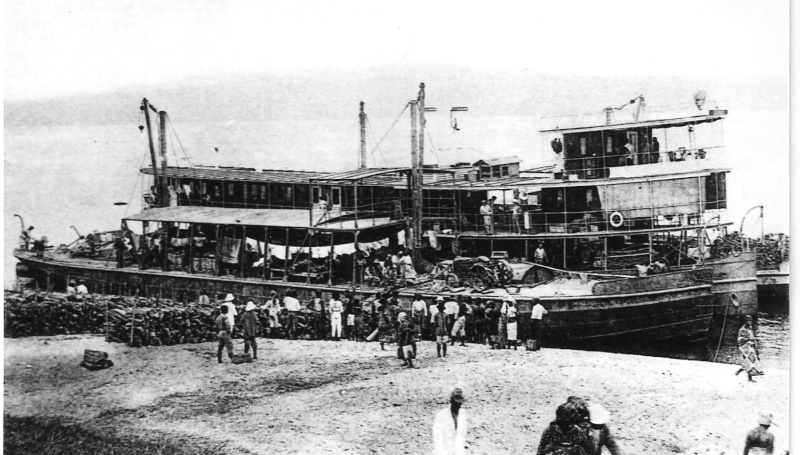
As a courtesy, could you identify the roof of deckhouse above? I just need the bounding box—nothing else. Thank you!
[142,166,327,184]
[123,206,403,231]
[539,113,726,134]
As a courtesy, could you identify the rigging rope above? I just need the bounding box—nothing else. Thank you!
[124,148,151,216]
[368,103,409,162]
[366,116,389,167]
[167,114,193,168]
[425,129,442,165]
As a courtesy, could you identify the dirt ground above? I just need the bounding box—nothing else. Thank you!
[3,335,791,454]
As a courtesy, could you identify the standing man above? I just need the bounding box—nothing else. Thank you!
[222,294,238,336]
[76,280,89,295]
[308,290,326,340]
[743,414,775,455]
[501,298,519,350]
[533,242,548,282]
[198,292,210,306]
[411,293,428,340]
[430,297,443,341]
[215,305,234,364]
[479,200,493,235]
[397,312,417,368]
[433,388,468,455]
[241,301,260,360]
[511,200,522,234]
[329,292,344,341]
[444,295,459,333]
[530,298,548,350]
[262,290,282,337]
[450,301,467,347]
[587,402,623,455]
[433,300,449,358]
[283,290,301,339]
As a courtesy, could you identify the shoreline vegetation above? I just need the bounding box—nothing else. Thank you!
[4,329,790,454]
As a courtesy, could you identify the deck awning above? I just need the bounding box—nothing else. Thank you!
[124,207,313,228]
[123,206,405,231]
[540,114,725,134]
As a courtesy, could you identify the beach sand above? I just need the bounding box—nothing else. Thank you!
[3,335,790,454]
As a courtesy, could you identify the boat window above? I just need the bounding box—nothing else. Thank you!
[580,137,587,155]
[228,183,234,197]
[501,166,510,177]
[260,185,267,200]
[312,187,320,203]
[492,166,502,178]
[332,187,341,205]
[480,166,491,179]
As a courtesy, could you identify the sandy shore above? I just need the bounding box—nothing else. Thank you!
[3,335,790,454]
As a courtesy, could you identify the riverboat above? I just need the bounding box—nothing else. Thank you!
[15,86,756,344]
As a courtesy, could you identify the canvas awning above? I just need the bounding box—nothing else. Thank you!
[123,206,404,231]
[540,114,725,134]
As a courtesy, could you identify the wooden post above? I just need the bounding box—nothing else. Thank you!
[162,222,169,272]
[648,233,654,264]
[264,227,270,281]
[188,224,195,274]
[563,238,567,269]
[604,237,609,270]
[352,231,359,285]
[215,225,222,276]
[240,225,247,277]
[283,228,290,282]
[328,231,334,286]
[140,221,148,270]
[524,239,529,261]
[353,181,359,229]
[410,100,420,264]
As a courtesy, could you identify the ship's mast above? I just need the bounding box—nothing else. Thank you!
[409,98,420,260]
[141,98,161,205]
[359,101,367,169]
[158,110,169,207]
[413,83,426,261]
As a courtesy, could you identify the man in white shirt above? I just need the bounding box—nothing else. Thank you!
[222,293,238,335]
[444,295,459,333]
[433,388,468,455]
[411,293,428,339]
[329,292,344,340]
[76,280,89,295]
[397,250,416,280]
[261,290,282,336]
[530,299,548,350]
[479,200,493,235]
[283,290,301,339]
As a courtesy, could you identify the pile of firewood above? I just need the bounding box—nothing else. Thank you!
[4,291,109,337]
[4,290,283,346]
[713,233,789,270]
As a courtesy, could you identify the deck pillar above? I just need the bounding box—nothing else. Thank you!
[264,227,270,280]
[352,231,359,285]
[215,225,222,276]
[283,228,290,282]
[240,225,247,277]
[328,231,334,286]
[188,224,195,274]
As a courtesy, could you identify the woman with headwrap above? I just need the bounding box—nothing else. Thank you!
[735,315,764,382]
[537,399,593,455]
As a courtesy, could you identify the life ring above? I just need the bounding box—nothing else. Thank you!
[609,211,624,228]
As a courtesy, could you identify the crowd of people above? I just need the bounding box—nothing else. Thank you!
[209,289,551,367]
[211,289,547,357]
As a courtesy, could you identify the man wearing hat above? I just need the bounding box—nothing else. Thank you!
[501,297,519,350]
[743,413,775,454]
[283,290,301,340]
[397,312,417,368]
[433,298,449,358]
[76,280,89,295]
[586,402,622,455]
[242,301,260,360]
[479,199,493,235]
[215,305,234,363]
[222,294,238,336]
[433,387,468,455]
[261,290,282,337]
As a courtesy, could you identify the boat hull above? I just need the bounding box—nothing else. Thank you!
[756,268,790,314]
[14,251,714,345]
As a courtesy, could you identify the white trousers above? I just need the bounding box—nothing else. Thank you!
[331,312,342,337]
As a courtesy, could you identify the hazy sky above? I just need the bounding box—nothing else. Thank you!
[5,0,789,101]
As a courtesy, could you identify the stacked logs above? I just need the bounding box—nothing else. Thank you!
[4,290,287,346]
[712,233,789,270]
[4,291,109,337]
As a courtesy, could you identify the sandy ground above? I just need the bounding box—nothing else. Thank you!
[3,335,791,454]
